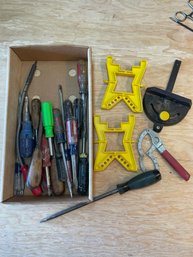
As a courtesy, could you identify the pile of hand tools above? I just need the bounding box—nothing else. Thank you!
[14,60,89,197]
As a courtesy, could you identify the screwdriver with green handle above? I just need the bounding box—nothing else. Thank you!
[40,170,161,222]
[41,102,54,156]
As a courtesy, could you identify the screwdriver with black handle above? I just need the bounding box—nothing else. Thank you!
[53,138,66,182]
[51,143,65,196]
[73,98,83,139]
[53,108,73,197]
[77,60,89,195]
[40,170,161,222]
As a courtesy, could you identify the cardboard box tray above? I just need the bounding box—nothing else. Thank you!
[1,44,93,202]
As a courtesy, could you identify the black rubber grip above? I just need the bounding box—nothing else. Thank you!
[78,157,88,195]
[117,170,161,194]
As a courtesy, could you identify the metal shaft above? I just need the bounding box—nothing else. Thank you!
[48,137,53,156]
[60,143,73,197]
[81,93,87,154]
[45,167,52,196]
[40,170,161,223]
[71,154,78,190]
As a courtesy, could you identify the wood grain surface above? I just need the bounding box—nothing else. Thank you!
[1,0,193,256]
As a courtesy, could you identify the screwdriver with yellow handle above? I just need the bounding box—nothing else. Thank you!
[40,170,161,222]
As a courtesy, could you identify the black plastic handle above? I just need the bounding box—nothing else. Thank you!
[166,60,181,92]
[117,170,161,194]
[78,156,89,195]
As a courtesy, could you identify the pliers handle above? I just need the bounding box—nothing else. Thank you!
[138,129,190,181]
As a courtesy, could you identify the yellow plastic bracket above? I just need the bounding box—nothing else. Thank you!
[101,56,147,112]
[94,115,137,172]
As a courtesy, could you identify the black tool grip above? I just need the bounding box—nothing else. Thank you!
[78,156,88,195]
[117,170,161,194]
[166,60,181,92]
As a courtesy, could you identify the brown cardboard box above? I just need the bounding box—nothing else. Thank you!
[1,44,93,202]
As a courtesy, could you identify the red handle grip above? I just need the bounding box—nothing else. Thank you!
[21,164,42,196]
[161,150,190,181]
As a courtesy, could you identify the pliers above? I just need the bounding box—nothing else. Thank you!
[138,128,190,181]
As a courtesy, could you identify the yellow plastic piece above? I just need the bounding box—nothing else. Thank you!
[101,56,147,112]
[94,115,137,172]
[159,111,170,121]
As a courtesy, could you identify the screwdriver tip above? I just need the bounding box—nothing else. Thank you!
[69,190,73,198]
[48,188,52,196]
[40,217,48,223]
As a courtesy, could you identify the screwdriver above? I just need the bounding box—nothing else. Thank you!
[53,108,73,197]
[15,61,42,196]
[21,164,42,196]
[26,117,43,189]
[42,102,54,156]
[19,96,34,158]
[14,163,24,195]
[31,96,41,144]
[58,86,72,184]
[73,98,83,139]
[77,60,89,195]
[64,100,79,191]
[51,144,65,196]
[41,134,52,196]
[54,138,66,182]
[40,170,161,222]
[16,61,37,167]
[14,94,25,196]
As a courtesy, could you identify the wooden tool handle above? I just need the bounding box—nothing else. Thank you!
[51,158,65,196]
[26,148,42,188]
[161,150,190,181]
[31,97,41,130]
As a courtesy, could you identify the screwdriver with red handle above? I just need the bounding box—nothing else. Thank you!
[31,96,41,144]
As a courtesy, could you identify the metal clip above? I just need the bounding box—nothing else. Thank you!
[137,128,190,181]
[137,129,159,172]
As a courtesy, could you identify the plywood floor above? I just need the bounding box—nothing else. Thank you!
[1,0,193,256]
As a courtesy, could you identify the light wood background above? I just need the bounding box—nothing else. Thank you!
[1,0,193,256]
